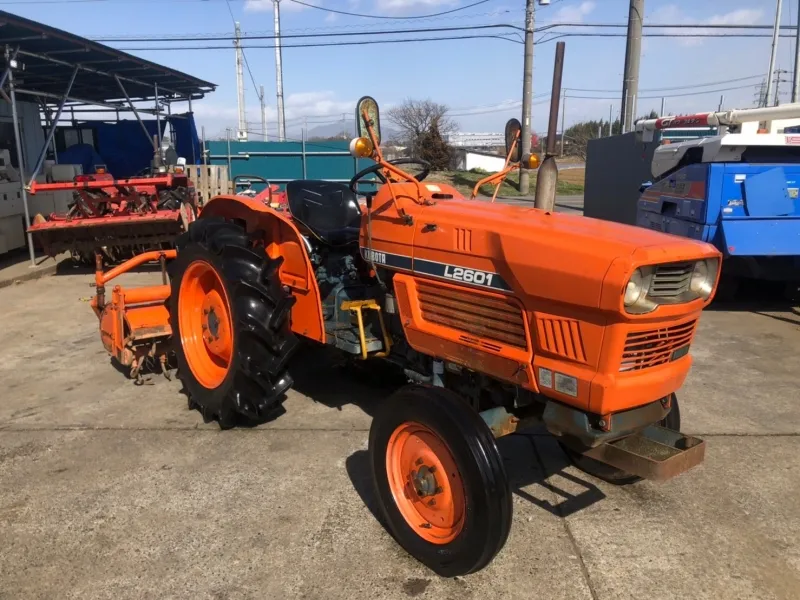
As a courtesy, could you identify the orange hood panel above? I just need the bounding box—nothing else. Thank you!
[404,199,719,311]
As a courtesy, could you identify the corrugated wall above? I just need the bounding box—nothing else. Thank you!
[0,99,46,177]
[584,132,658,225]
[205,139,376,188]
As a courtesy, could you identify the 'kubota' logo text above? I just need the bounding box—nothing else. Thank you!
[364,249,386,264]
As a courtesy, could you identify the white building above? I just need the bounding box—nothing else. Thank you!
[447,132,505,148]
[453,149,506,173]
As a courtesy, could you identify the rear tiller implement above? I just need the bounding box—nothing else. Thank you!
[27,171,197,263]
[86,96,720,577]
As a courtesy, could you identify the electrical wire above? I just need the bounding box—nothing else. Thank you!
[93,23,525,42]
[567,74,765,94]
[566,83,756,101]
[287,0,491,20]
[112,33,524,51]
[101,21,800,41]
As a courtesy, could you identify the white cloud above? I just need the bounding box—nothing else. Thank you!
[374,0,457,13]
[191,90,356,139]
[245,0,322,13]
[708,9,765,26]
[649,5,766,47]
[552,1,595,24]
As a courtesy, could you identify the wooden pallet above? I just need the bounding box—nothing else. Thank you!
[187,165,231,206]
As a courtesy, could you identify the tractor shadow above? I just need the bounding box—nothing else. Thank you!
[56,259,164,277]
[290,343,407,418]
[344,428,606,531]
[291,344,606,524]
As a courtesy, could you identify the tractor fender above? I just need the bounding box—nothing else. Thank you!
[200,195,325,343]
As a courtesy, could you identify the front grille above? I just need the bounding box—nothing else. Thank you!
[620,319,697,372]
[648,263,693,298]
[536,317,587,362]
[417,281,527,349]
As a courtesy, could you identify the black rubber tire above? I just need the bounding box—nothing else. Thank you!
[169,217,299,429]
[559,394,681,485]
[369,385,512,577]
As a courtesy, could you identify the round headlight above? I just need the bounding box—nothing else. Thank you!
[624,269,645,306]
[690,258,717,299]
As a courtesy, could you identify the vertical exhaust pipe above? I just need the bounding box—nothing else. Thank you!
[534,42,565,212]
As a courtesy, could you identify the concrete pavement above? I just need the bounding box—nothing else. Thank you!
[1,268,799,599]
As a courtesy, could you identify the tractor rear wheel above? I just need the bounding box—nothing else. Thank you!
[169,217,299,428]
[559,394,681,485]
[369,385,512,577]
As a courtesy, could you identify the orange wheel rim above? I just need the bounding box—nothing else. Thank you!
[386,422,465,545]
[178,260,233,389]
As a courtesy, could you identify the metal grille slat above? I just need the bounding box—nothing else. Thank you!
[417,281,527,349]
[535,317,587,363]
[620,319,698,372]
[649,263,694,298]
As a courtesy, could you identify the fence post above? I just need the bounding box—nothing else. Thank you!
[302,127,307,179]
[225,128,232,179]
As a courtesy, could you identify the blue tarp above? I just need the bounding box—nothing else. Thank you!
[57,112,201,178]
[56,144,106,176]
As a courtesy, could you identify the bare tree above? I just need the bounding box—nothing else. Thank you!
[386,99,457,157]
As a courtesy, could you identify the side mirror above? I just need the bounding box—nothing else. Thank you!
[356,96,381,146]
[504,118,522,163]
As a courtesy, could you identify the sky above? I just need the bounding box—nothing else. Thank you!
[1,0,790,141]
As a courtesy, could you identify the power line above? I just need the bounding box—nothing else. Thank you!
[536,31,800,45]
[567,83,756,101]
[568,74,765,94]
[113,34,524,52]
[92,23,525,42]
[287,0,492,20]
[95,25,800,47]
[112,28,800,53]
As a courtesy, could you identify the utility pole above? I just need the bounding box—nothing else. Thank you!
[794,0,800,102]
[718,95,725,111]
[620,0,644,133]
[660,97,665,117]
[609,104,613,135]
[774,68,790,105]
[519,0,535,195]
[234,22,247,141]
[260,85,268,141]
[273,0,286,141]
[765,0,783,107]
[559,88,566,157]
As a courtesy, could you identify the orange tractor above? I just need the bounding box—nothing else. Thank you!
[89,97,721,576]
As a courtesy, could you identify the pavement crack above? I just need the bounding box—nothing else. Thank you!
[0,425,370,433]
[528,436,600,600]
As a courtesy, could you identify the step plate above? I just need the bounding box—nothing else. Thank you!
[584,425,706,482]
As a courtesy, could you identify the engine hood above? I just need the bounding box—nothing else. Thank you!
[417,200,719,310]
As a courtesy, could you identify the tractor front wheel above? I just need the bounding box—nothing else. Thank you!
[369,385,512,577]
[169,217,299,428]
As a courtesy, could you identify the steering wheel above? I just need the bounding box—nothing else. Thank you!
[349,158,431,195]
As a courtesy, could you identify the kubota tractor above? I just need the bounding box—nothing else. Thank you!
[89,97,721,577]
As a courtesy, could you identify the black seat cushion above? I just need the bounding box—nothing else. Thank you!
[285,180,362,245]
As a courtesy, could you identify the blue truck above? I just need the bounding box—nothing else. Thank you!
[633,108,800,297]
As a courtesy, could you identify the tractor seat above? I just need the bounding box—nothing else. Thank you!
[286,180,362,246]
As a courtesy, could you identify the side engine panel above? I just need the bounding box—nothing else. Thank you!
[391,273,536,390]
